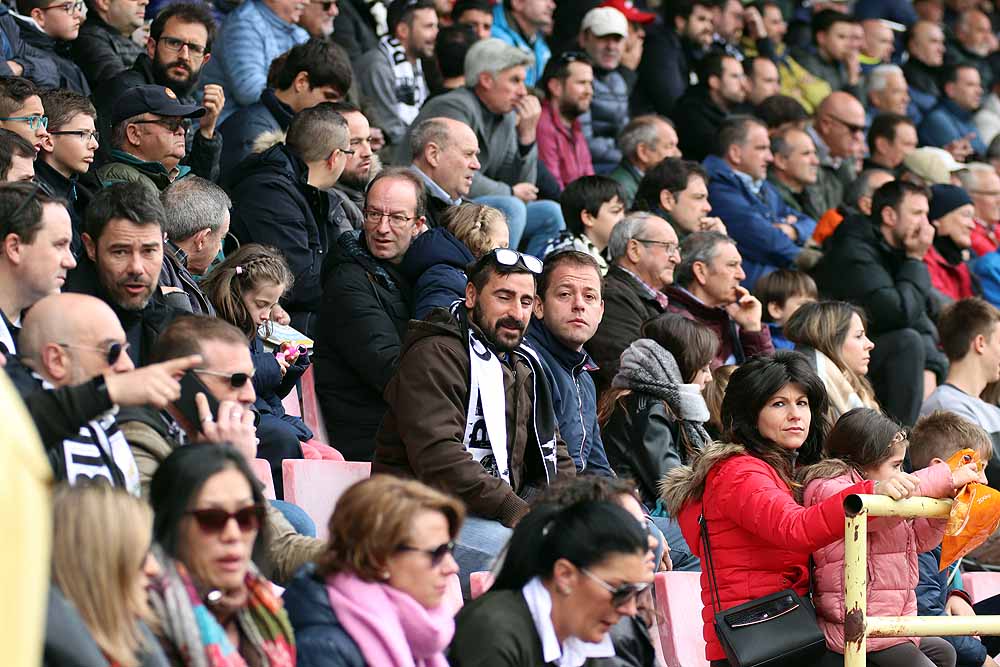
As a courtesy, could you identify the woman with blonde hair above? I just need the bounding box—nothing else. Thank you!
[784,300,879,420]
[283,475,465,667]
[48,483,165,667]
[400,203,510,318]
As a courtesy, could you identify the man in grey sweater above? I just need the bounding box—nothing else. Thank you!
[399,38,565,257]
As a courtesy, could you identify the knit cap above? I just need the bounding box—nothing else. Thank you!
[929,184,974,221]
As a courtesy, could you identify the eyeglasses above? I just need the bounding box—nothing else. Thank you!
[327,146,355,161]
[157,35,207,56]
[490,247,544,274]
[194,368,255,388]
[57,341,130,365]
[363,208,418,228]
[131,117,192,133]
[50,129,99,143]
[396,541,456,567]
[553,50,590,65]
[0,114,47,130]
[580,568,650,607]
[312,0,337,10]
[634,238,680,255]
[186,504,266,533]
[41,0,84,13]
[826,114,866,136]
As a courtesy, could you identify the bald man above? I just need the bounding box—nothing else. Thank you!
[409,116,482,227]
[9,292,199,493]
[812,91,867,211]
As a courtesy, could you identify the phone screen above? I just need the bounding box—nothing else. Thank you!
[175,370,220,433]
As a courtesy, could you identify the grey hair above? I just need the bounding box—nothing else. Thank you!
[160,176,232,241]
[618,115,672,161]
[606,211,655,262]
[845,168,893,207]
[674,231,733,288]
[110,113,145,151]
[868,64,904,92]
[958,162,997,189]
[410,117,452,159]
[465,38,535,88]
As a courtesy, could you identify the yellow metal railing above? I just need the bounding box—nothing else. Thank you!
[843,494,1000,666]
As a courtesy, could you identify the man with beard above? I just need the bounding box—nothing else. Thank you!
[297,0,338,38]
[330,102,377,231]
[373,247,574,590]
[536,51,594,191]
[96,2,224,182]
[409,116,479,227]
[671,52,749,162]
[64,182,181,366]
[356,0,438,148]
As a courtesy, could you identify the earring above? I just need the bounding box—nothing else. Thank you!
[380,571,390,581]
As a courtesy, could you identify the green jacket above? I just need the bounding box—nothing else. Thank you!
[96,149,191,191]
[609,159,642,207]
[767,171,830,222]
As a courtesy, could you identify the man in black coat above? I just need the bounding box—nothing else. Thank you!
[313,168,426,461]
[227,103,350,334]
[94,2,223,181]
[671,52,748,162]
[814,179,948,425]
[71,0,146,90]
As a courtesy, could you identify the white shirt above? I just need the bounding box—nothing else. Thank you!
[521,577,616,667]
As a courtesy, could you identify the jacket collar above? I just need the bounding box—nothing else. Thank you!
[526,318,597,375]
[260,87,296,130]
[664,284,731,322]
[938,97,976,122]
[108,148,191,181]
[542,99,580,139]
[34,160,78,202]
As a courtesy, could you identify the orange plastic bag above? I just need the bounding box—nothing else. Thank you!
[940,448,1000,570]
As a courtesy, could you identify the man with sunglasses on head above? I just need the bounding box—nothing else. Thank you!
[374,246,575,593]
[229,103,349,334]
[95,2,223,182]
[13,0,90,95]
[117,313,325,582]
[313,168,425,461]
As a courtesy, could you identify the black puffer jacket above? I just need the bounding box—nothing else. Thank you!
[282,566,366,667]
[71,13,143,90]
[312,231,411,461]
[218,87,295,181]
[228,142,337,333]
[16,18,90,95]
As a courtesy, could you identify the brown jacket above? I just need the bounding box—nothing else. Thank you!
[118,407,325,583]
[373,308,575,527]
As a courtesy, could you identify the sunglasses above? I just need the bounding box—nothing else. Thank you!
[396,540,456,567]
[186,504,266,533]
[194,368,255,388]
[490,247,543,274]
[58,341,130,365]
[131,117,192,133]
[581,568,650,607]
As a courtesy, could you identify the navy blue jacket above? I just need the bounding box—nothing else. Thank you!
[525,319,613,476]
[916,546,987,667]
[919,99,987,156]
[219,88,295,182]
[282,567,366,667]
[703,155,816,288]
[398,227,474,320]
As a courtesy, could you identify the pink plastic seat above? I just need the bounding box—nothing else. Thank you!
[470,571,494,599]
[281,459,371,539]
[250,458,276,500]
[963,571,1000,603]
[443,573,463,615]
[281,386,302,417]
[654,571,709,667]
[300,366,330,443]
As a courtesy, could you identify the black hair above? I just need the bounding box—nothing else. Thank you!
[870,180,930,226]
[436,24,478,81]
[272,39,353,96]
[823,407,904,471]
[756,94,809,129]
[943,63,979,87]
[150,444,267,557]
[0,128,34,181]
[467,250,538,292]
[388,0,436,35]
[867,112,914,156]
[491,500,647,591]
[560,175,625,236]
[84,182,166,242]
[451,0,491,19]
[697,50,732,86]
[0,76,39,118]
[663,0,720,25]
[721,352,830,481]
[150,2,217,53]
[633,158,708,212]
[540,51,593,99]
[0,181,62,244]
[811,7,857,39]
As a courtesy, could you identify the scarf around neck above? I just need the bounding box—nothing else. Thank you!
[326,572,453,667]
[612,338,711,452]
[378,35,426,126]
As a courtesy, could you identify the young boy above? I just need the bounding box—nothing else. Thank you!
[911,411,1000,667]
[753,269,818,350]
[37,88,97,257]
[544,175,626,274]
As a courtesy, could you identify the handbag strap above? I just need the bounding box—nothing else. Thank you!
[699,512,724,615]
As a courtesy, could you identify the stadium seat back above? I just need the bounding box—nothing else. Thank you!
[282,459,371,539]
[250,458,276,500]
[655,571,709,667]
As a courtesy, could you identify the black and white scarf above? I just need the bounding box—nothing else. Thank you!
[451,302,559,485]
[377,34,427,127]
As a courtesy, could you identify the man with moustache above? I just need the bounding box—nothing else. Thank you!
[356,0,438,148]
[64,182,181,366]
[373,246,574,588]
[536,50,595,191]
[409,116,479,227]
[96,2,224,182]
[331,103,378,232]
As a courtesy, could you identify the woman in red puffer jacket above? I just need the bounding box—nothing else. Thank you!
[662,352,919,666]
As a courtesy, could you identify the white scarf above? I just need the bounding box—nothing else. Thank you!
[462,326,513,482]
[378,35,427,127]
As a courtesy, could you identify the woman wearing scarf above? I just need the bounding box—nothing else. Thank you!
[282,475,463,667]
[147,445,296,667]
[925,184,980,304]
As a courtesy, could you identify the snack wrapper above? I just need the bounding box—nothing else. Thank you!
[940,448,1000,570]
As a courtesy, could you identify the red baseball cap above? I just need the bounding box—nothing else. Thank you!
[599,0,656,24]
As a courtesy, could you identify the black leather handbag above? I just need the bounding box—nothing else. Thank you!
[699,514,829,667]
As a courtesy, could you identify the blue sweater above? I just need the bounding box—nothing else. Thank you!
[490,4,549,87]
[201,0,308,123]
[702,155,816,288]
[919,99,987,156]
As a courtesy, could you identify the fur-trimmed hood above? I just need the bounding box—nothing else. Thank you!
[796,458,855,500]
[660,441,746,516]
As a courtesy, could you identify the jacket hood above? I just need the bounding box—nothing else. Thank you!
[398,227,475,282]
[661,441,746,516]
[400,305,465,351]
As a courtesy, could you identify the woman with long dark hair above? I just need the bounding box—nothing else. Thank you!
[662,352,917,666]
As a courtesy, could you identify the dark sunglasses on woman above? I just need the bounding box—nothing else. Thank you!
[186,504,266,533]
[396,540,456,567]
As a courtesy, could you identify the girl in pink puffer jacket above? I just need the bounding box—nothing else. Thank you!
[802,408,980,667]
